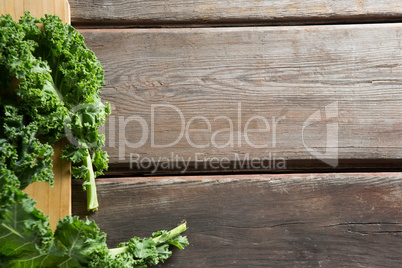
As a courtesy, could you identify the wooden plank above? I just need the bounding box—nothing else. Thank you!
[1,0,72,231]
[73,172,402,267]
[69,0,402,26]
[79,24,402,174]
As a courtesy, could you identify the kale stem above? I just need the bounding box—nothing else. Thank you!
[108,222,187,257]
[152,221,187,245]
[84,150,98,211]
[109,246,126,257]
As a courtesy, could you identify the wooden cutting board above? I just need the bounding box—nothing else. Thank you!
[1,0,70,24]
[0,0,71,230]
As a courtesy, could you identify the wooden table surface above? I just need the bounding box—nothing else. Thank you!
[70,1,402,266]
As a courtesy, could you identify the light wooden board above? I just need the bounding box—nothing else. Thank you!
[24,140,71,230]
[73,172,402,267]
[79,24,402,174]
[69,0,402,26]
[0,0,71,230]
[1,0,70,24]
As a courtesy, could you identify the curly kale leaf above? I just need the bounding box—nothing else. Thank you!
[91,222,189,268]
[0,12,110,211]
[0,190,54,265]
[0,188,96,267]
[0,105,54,189]
[0,186,188,268]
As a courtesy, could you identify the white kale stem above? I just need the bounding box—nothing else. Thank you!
[84,150,99,211]
[108,222,187,257]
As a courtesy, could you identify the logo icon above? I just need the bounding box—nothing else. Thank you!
[302,101,339,167]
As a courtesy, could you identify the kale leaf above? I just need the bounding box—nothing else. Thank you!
[0,13,188,267]
[0,12,110,211]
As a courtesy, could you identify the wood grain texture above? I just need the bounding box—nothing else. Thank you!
[73,172,402,267]
[1,0,72,230]
[69,0,402,26]
[23,140,71,230]
[79,24,402,174]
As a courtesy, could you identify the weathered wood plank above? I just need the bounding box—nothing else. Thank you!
[73,172,402,267]
[79,24,402,174]
[69,0,402,26]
